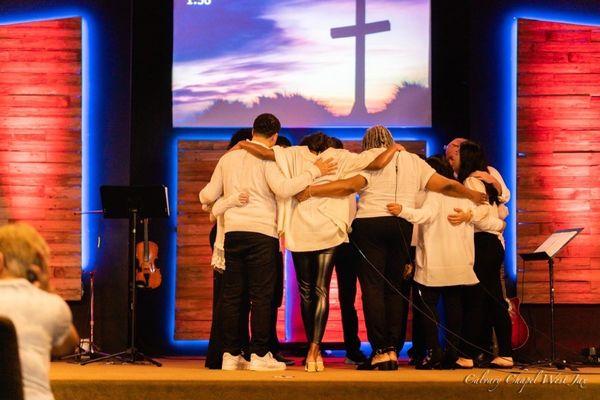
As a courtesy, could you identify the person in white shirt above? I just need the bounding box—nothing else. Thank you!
[238,131,401,372]
[204,129,253,370]
[199,114,335,371]
[454,140,513,368]
[387,156,505,370]
[445,137,510,217]
[293,126,488,371]
[0,223,79,400]
[204,134,296,368]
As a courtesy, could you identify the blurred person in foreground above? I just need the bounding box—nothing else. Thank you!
[0,223,79,400]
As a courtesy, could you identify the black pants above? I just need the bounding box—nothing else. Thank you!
[221,232,278,357]
[414,283,463,360]
[351,216,412,353]
[408,245,426,361]
[462,232,512,358]
[334,243,362,354]
[291,248,336,345]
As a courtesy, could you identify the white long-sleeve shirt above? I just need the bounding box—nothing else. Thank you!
[488,165,510,219]
[201,193,245,270]
[464,176,506,247]
[356,151,436,218]
[199,140,321,239]
[399,191,505,287]
[488,166,510,204]
[273,146,385,251]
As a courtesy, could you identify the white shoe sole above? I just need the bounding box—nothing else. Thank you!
[249,364,286,371]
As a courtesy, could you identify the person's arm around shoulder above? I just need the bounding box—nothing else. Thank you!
[266,158,336,199]
[237,141,276,161]
[471,166,509,203]
[425,173,488,204]
[365,143,405,170]
[294,175,368,202]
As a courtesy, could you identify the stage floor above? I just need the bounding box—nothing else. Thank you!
[50,357,600,400]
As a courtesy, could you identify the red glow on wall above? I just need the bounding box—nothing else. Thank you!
[517,19,600,304]
[0,18,82,300]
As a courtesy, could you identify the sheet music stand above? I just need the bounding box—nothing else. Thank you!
[81,185,169,367]
[519,228,583,371]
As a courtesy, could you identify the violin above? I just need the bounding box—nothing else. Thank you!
[135,218,162,289]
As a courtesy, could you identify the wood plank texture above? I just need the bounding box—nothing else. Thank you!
[517,19,600,304]
[0,18,82,300]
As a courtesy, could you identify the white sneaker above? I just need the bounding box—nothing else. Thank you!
[491,356,514,368]
[249,352,286,371]
[222,352,249,371]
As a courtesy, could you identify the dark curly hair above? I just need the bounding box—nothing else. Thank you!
[299,132,331,154]
[425,156,454,180]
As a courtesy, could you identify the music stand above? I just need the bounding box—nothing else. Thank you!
[520,228,583,371]
[81,185,169,367]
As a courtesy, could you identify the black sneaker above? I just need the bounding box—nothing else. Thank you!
[415,349,443,370]
[273,352,295,366]
[474,352,494,368]
[345,350,368,365]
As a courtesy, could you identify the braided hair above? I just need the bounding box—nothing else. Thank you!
[362,125,394,150]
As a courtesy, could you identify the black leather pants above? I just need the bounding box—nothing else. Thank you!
[292,248,336,345]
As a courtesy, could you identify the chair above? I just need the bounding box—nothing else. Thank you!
[0,316,24,400]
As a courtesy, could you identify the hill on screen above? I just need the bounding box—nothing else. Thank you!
[187,83,430,127]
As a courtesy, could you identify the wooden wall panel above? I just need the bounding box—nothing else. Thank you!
[176,139,425,342]
[517,19,600,304]
[0,18,82,300]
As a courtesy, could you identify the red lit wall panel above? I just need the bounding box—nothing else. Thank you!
[517,19,600,304]
[0,18,82,300]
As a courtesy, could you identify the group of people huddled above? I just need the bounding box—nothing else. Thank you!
[199,113,513,372]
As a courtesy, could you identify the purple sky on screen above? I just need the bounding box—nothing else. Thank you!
[173,0,431,127]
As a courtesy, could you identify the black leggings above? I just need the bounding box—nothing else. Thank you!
[292,248,336,345]
[462,232,512,358]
